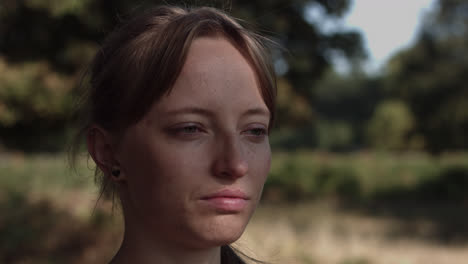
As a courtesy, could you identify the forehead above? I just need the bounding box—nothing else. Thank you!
[182,36,248,73]
[153,36,267,114]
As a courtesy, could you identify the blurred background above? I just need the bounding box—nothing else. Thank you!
[1,0,468,263]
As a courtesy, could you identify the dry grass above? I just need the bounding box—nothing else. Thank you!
[236,201,468,264]
[2,184,468,264]
[2,153,468,263]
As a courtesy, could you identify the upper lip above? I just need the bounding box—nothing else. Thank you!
[201,189,249,200]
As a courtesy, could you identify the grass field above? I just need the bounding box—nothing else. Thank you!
[1,151,468,264]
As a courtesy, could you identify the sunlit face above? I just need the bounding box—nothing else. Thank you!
[115,36,271,250]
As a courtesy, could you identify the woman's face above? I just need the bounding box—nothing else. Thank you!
[115,36,271,249]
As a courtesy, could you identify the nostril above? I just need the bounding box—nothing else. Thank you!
[214,158,248,179]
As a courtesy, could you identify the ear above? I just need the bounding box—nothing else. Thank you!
[87,125,119,178]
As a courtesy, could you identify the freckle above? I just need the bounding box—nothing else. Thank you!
[199,75,209,90]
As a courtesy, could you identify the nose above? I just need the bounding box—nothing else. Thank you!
[212,134,249,180]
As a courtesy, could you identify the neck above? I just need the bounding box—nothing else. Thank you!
[110,225,221,264]
[110,200,221,264]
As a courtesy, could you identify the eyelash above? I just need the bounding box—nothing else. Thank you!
[170,124,268,139]
[244,127,268,137]
[174,124,204,135]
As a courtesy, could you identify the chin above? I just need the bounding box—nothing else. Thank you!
[195,214,250,248]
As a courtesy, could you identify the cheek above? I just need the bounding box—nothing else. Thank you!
[119,131,207,204]
[247,143,271,186]
[118,134,168,200]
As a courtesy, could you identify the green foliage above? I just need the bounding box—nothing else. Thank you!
[276,77,315,128]
[23,0,94,17]
[0,156,91,198]
[384,0,468,152]
[312,70,384,150]
[366,100,417,150]
[4,0,468,153]
[264,151,468,202]
[0,155,121,263]
[2,152,468,263]
[0,58,75,126]
[316,120,354,151]
[0,0,364,152]
[3,151,468,204]
[339,258,370,264]
[0,191,117,264]
[266,152,363,201]
[269,125,318,150]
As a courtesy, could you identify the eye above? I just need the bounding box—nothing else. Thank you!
[243,125,268,141]
[180,125,201,134]
[168,123,205,138]
[247,128,267,136]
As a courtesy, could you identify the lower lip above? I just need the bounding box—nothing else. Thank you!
[201,197,248,213]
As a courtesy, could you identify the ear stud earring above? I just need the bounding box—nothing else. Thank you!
[111,167,121,178]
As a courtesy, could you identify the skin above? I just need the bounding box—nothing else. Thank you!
[88,36,271,264]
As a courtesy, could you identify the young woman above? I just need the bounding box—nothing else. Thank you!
[74,6,276,264]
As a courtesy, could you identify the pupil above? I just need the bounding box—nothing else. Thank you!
[185,127,197,133]
[253,129,262,135]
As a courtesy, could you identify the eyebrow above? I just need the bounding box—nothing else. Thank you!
[241,107,270,118]
[164,107,215,117]
[164,106,270,118]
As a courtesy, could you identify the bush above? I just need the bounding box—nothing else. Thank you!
[366,100,416,150]
[264,151,468,202]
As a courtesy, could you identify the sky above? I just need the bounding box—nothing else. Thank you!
[305,0,437,74]
[342,0,437,73]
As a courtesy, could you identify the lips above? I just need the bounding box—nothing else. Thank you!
[201,189,249,200]
[200,189,249,213]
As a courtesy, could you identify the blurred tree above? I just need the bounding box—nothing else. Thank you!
[0,0,364,151]
[385,0,468,152]
[315,120,354,151]
[312,70,383,150]
[366,100,418,150]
